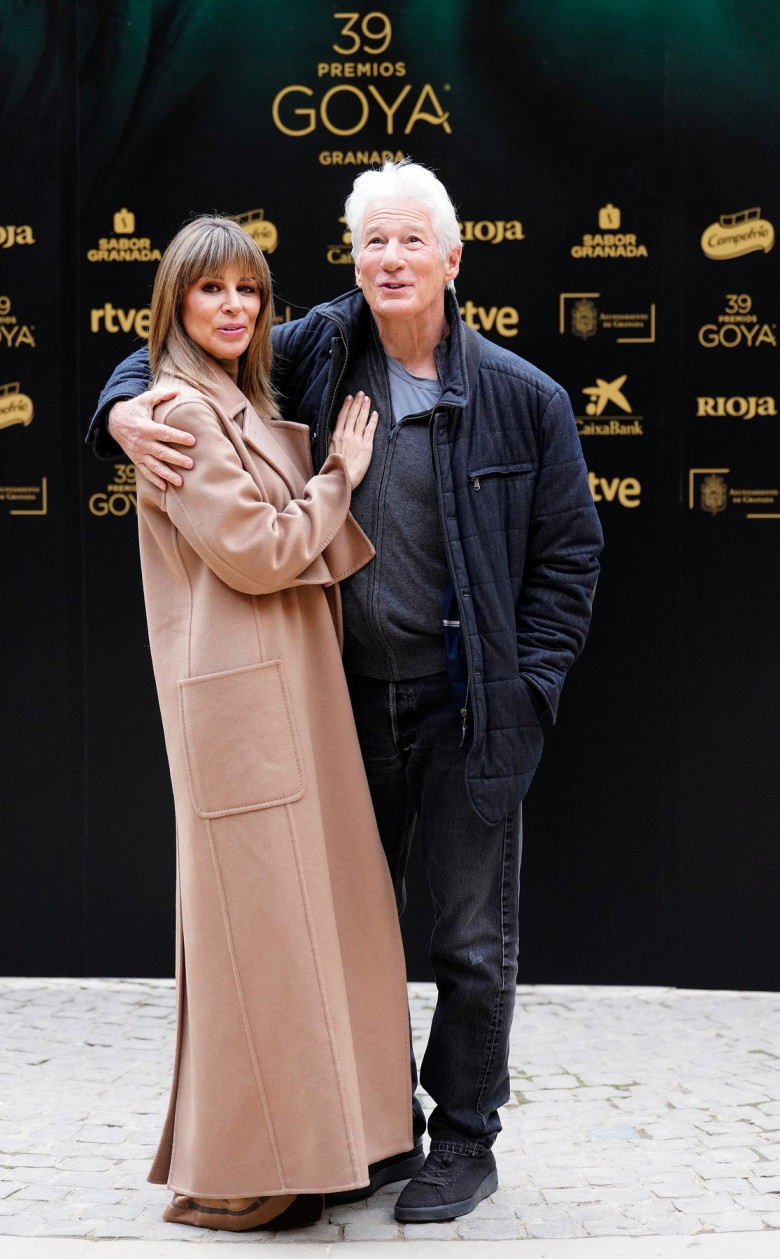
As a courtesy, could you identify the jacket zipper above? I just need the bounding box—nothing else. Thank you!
[430,412,477,745]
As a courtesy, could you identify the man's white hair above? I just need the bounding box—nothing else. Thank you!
[344,158,462,263]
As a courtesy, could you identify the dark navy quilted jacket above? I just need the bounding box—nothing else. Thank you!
[89,288,603,825]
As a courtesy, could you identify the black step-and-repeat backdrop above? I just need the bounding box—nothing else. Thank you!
[2,2,778,986]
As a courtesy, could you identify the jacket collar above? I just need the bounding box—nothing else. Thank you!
[314,287,482,411]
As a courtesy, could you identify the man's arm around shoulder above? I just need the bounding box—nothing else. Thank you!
[86,347,153,457]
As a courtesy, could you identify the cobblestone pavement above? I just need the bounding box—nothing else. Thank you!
[1,979,780,1248]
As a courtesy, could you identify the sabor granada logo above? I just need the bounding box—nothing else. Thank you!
[236,209,278,254]
[571,204,648,259]
[0,381,33,431]
[86,208,162,263]
[701,207,775,260]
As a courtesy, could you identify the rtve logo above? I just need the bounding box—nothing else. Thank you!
[587,472,641,508]
[90,305,150,337]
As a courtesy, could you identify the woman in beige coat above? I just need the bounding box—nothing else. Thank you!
[136,217,412,1231]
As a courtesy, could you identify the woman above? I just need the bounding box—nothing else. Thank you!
[137,216,412,1231]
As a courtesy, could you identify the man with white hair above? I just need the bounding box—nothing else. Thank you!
[88,160,603,1223]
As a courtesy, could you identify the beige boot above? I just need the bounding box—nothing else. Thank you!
[163,1192,296,1230]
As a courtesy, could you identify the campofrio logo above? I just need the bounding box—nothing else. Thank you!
[0,381,33,431]
[701,207,775,260]
[236,208,279,254]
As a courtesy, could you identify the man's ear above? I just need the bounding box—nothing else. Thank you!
[354,265,363,290]
[444,243,462,286]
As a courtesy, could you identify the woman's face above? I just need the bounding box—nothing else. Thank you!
[181,262,262,377]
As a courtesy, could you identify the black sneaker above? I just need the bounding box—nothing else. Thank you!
[394,1148,497,1222]
[325,1141,425,1205]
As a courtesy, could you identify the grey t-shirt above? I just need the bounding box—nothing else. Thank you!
[340,347,451,680]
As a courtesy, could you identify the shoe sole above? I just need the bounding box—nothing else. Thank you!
[326,1148,426,1205]
[394,1167,498,1222]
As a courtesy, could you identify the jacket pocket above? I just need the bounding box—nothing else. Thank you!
[467,462,536,491]
[178,660,304,818]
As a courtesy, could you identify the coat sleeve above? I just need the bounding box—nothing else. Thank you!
[85,346,153,458]
[516,386,603,720]
[143,397,365,596]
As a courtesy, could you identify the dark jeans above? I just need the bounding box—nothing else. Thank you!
[346,671,523,1155]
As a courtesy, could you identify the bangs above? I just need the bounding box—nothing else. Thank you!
[181,221,267,291]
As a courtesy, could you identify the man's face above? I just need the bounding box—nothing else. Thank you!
[354,201,461,329]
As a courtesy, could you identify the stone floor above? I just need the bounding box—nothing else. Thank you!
[1,979,780,1248]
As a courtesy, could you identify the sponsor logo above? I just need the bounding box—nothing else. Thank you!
[0,294,35,348]
[86,208,162,263]
[236,208,278,254]
[88,463,137,517]
[0,224,35,249]
[571,204,648,259]
[319,147,406,166]
[271,11,452,164]
[459,300,519,338]
[90,304,151,338]
[689,467,780,518]
[576,375,643,436]
[459,219,524,245]
[696,395,777,419]
[0,476,47,515]
[327,216,354,265]
[701,207,775,260]
[0,381,33,431]
[698,292,776,348]
[560,292,656,344]
[587,471,641,507]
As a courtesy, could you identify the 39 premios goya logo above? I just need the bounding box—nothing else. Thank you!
[272,10,451,166]
[575,374,643,436]
[0,295,35,349]
[86,209,162,263]
[571,204,648,260]
[698,293,776,349]
[89,464,137,517]
[701,207,775,260]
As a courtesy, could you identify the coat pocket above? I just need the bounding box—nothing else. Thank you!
[178,660,305,818]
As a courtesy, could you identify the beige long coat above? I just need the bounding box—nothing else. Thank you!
[136,365,411,1198]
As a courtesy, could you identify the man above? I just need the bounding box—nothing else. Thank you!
[87,160,603,1223]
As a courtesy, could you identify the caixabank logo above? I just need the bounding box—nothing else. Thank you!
[575,374,643,436]
[698,293,776,348]
[701,207,775,260]
[0,381,33,431]
[86,209,162,262]
[0,295,35,349]
[271,10,451,166]
[570,204,648,259]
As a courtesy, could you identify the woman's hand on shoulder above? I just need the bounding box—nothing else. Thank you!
[328,392,378,489]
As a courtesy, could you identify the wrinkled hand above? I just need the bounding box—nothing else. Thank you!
[328,392,379,489]
[107,389,194,491]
